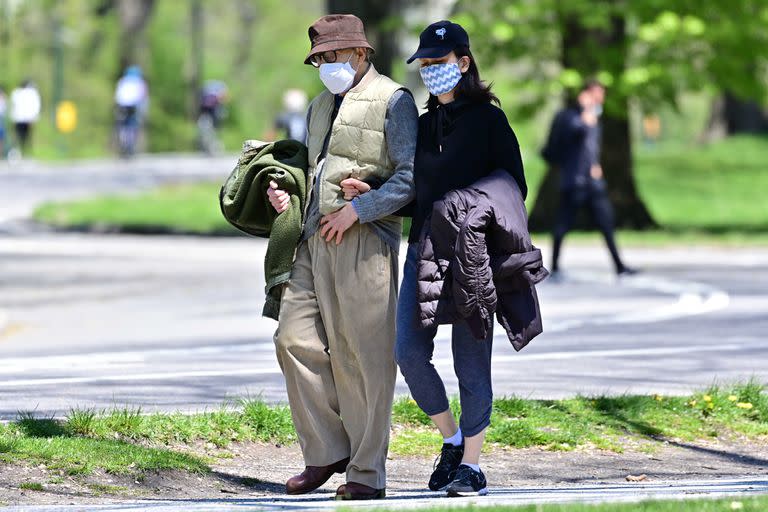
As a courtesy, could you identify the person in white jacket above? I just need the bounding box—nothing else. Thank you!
[10,80,41,152]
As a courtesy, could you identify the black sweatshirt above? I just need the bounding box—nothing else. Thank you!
[406,98,527,243]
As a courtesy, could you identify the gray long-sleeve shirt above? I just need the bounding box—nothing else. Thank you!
[301,88,418,251]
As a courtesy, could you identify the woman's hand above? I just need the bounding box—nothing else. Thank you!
[267,180,290,213]
[340,178,371,200]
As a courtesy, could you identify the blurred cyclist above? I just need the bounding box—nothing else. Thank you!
[114,66,148,156]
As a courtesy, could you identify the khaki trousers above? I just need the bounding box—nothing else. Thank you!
[274,224,398,489]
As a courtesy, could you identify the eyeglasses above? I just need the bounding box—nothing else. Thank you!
[309,50,348,68]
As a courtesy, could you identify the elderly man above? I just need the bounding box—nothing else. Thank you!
[266,14,417,500]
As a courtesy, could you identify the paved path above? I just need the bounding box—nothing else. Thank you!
[1,157,767,508]
[4,478,767,510]
[1,231,766,419]
[0,156,766,417]
[0,153,234,234]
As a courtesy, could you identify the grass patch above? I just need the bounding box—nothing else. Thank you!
[0,398,296,476]
[1,383,765,475]
[32,136,768,245]
[1,425,208,476]
[87,483,129,496]
[390,380,768,454]
[386,495,768,511]
[635,137,768,233]
[34,182,239,236]
[18,482,45,491]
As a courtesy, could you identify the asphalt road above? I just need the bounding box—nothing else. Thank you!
[1,157,767,420]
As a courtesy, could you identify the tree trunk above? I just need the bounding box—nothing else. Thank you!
[232,0,257,74]
[188,0,204,118]
[601,111,655,228]
[702,92,768,142]
[528,12,655,231]
[723,92,768,134]
[325,0,399,77]
[115,0,155,74]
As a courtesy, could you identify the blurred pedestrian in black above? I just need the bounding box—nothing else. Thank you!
[542,80,636,277]
[197,80,229,154]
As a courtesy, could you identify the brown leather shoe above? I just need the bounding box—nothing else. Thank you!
[335,481,386,500]
[285,457,349,495]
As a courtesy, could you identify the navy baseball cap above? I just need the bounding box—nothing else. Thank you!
[406,20,470,64]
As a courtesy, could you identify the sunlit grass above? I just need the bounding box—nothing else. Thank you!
[1,382,765,475]
[33,136,768,245]
[380,496,768,511]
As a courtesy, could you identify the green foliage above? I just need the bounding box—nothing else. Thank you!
[33,136,768,241]
[0,0,324,158]
[454,0,768,117]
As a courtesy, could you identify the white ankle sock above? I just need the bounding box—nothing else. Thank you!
[461,463,480,472]
[443,428,463,446]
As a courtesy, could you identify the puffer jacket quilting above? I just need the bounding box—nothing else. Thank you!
[417,169,548,351]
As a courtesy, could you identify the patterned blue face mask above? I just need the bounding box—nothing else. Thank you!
[420,62,463,96]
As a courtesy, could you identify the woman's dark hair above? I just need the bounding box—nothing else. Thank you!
[426,45,500,111]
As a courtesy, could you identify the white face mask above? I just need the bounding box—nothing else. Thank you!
[319,54,358,94]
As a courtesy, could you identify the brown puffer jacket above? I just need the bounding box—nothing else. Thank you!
[417,169,548,351]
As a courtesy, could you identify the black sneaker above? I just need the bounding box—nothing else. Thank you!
[446,464,488,497]
[428,442,464,491]
[617,266,640,277]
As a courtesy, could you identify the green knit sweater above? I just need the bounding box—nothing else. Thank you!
[220,139,308,320]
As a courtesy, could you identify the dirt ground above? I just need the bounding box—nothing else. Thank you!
[2,437,767,506]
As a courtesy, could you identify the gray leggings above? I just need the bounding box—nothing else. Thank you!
[395,243,494,437]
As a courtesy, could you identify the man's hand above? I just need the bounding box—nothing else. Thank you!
[267,180,290,213]
[320,203,359,245]
[581,109,598,127]
[340,178,371,200]
[590,164,603,180]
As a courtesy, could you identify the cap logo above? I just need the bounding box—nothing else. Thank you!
[435,28,447,40]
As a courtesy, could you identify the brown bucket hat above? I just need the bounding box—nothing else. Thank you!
[304,14,375,65]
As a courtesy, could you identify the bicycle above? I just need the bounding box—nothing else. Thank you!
[115,106,140,158]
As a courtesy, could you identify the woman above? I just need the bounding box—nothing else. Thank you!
[345,20,531,496]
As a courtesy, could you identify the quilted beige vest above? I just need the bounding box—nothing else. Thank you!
[306,65,405,215]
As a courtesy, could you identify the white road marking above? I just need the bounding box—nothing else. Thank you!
[2,338,762,389]
[538,272,728,333]
[0,367,283,388]
[0,342,275,373]
[467,342,752,364]
[1,236,260,263]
